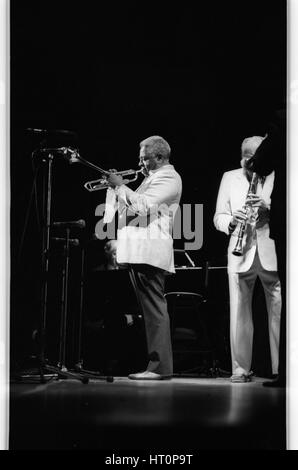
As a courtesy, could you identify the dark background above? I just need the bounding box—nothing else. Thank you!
[10,1,287,374]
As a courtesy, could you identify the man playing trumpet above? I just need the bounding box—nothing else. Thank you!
[106,136,182,380]
[214,136,281,383]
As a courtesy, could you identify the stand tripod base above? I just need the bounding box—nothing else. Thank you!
[10,358,115,384]
[45,364,89,384]
[74,363,114,382]
[10,356,58,384]
[10,359,89,384]
[11,372,59,384]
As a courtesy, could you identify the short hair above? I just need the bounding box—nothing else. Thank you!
[241,136,266,156]
[139,135,171,160]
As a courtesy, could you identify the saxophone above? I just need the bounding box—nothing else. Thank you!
[232,172,259,256]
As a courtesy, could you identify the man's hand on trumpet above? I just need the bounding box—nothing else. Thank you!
[107,170,129,188]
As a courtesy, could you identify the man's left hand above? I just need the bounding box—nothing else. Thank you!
[107,172,125,187]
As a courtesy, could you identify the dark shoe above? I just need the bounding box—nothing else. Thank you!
[128,371,171,381]
[263,376,286,387]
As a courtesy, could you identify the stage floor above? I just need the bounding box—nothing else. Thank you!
[8,375,286,451]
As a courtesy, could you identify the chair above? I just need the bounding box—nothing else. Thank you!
[165,291,214,375]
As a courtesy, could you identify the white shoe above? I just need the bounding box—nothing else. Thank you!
[128,371,171,380]
[230,371,253,383]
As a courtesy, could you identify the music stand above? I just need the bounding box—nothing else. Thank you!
[174,248,196,268]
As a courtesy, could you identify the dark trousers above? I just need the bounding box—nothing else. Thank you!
[131,264,173,376]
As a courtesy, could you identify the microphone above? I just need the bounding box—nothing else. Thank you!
[37,147,78,156]
[51,237,80,246]
[52,219,86,229]
[26,128,77,137]
[27,128,47,133]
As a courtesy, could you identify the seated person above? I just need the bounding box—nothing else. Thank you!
[94,239,126,271]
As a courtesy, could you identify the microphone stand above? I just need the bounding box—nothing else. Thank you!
[37,149,113,383]
[39,152,53,381]
[37,150,89,384]
[75,247,85,372]
[57,228,71,371]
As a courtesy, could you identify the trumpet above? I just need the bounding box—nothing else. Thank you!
[84,168,144,192]
[232,172,259,256]
[61,148,145,192]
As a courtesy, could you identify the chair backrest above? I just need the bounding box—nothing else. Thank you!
[165,292,205,330]
[165,267,205,296]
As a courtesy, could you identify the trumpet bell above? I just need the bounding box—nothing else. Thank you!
[84,177,109,192]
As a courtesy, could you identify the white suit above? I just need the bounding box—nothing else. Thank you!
[214,168,281,376]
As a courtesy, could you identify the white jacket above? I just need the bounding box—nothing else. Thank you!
[214,168,277,273]
[115,164,182,273]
